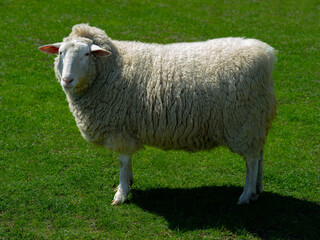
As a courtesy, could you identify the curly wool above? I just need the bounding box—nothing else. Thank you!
[59,24,276,157]
[63,24,113,52]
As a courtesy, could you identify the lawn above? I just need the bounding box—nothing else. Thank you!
[0,0,319,239]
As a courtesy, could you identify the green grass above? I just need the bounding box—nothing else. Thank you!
[1,0,319,239]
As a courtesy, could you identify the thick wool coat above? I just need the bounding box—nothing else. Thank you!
[56,24,276,157]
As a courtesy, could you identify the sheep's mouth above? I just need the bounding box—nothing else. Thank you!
[62,81,75,89]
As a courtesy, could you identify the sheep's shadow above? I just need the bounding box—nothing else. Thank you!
[130,186,320,239]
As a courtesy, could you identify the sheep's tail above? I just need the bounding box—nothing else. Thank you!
[264,45,278,71]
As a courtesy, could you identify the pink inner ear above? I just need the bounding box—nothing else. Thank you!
[39,45,59,54]
[92,50,111,56]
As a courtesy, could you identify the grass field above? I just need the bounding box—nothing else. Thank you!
[0,0,319,239]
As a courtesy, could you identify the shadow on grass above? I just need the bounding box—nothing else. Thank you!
[130,186,320,239]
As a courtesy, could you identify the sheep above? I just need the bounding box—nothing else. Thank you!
[39,23,277,205]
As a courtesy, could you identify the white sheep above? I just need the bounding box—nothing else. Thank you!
[39,24,277,205]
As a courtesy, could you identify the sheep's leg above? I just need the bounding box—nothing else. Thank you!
[237,154,260,204]
[112,154,133,205]
[127,157,134,186]
[256,149,264,194]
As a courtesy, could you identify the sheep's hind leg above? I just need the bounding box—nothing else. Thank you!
[112,154,133,205]
[128,157,133,186]
[237,153,260,205]
[256,149,264,195]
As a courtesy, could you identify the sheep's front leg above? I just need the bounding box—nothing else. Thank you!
[112,154,133,205]
[237,154,260,205]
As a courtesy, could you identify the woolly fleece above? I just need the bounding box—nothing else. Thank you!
[56,24,277,157]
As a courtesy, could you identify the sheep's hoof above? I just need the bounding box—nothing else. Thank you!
[237,193,259,205]
[237,198,249,205]
[111,199,123,206]
[111,187,129,205]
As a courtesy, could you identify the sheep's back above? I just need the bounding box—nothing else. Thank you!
[113,38,275,153]
[75,38,276,155]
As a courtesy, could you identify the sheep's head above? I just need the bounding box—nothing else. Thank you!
[39,39,111,92]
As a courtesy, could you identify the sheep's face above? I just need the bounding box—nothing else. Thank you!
[39,40,111,92]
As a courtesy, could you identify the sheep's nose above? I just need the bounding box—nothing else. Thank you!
[62,77,74,84]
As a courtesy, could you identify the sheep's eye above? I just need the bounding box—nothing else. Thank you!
[85,52,90,56]
[59,51,62,55]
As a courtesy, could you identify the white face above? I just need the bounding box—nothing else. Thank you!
[39,40,111,92]
[57,40,90,90]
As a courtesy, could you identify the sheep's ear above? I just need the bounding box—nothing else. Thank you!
[38,43,62,54]
[90,44,111,56]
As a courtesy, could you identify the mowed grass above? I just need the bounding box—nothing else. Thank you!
[0,0,319,239]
